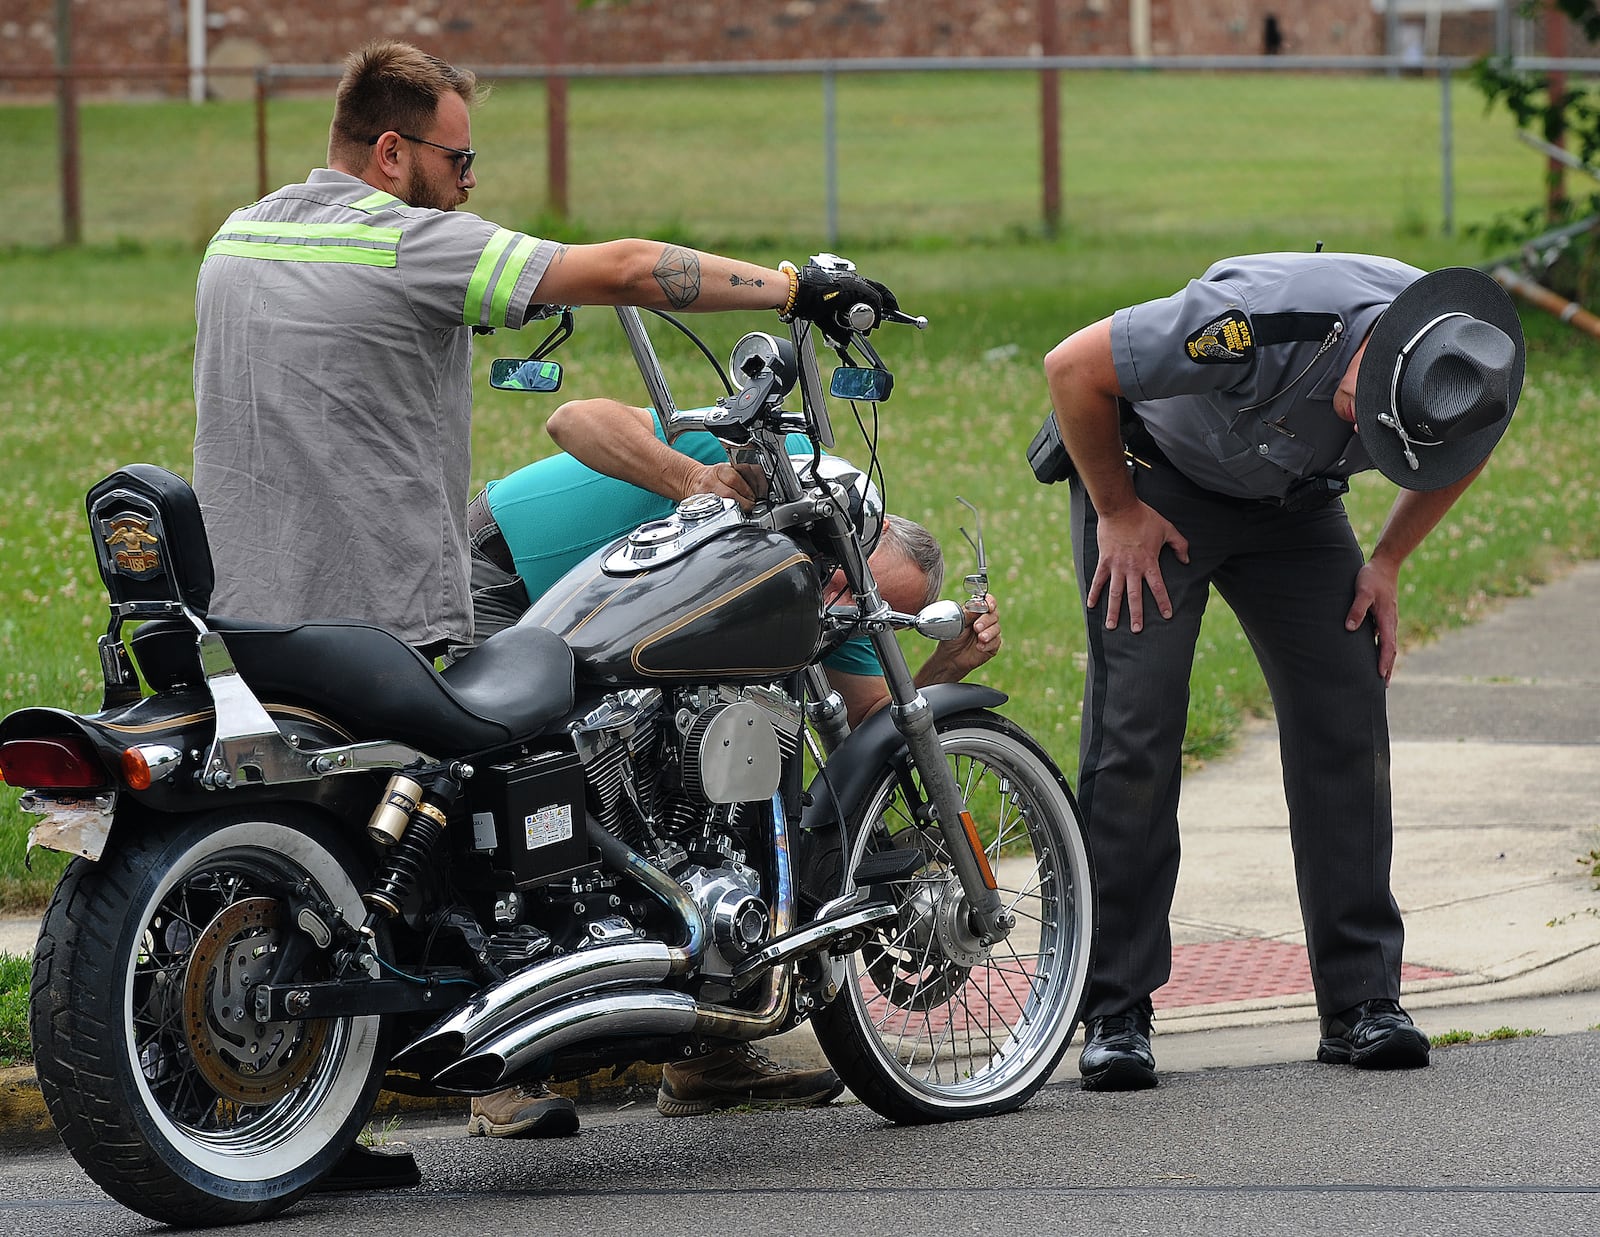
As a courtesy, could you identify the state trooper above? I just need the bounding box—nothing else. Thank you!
[1037,253,1524,1090]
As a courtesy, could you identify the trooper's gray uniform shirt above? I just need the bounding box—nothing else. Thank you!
[194,169,558,648]
[1113,251,1420,499]
[1072,251,1426,1028]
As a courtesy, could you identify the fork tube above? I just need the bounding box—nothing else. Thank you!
[804,664,851,755]
[866,627,1007,941]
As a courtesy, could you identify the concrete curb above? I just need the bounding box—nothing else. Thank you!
[0,1066,56,1150]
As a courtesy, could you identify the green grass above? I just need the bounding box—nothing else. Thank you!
[0,953,30,1067]
[4,70,1600,919]
[1430,1026,1544,1047]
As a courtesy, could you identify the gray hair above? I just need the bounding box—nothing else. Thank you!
[880,515,945,608]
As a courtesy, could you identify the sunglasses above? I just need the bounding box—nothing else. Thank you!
[368,132,476,179]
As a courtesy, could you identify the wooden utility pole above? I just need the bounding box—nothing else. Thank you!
[545,0,570,221]
[56,0,81,244]
[1040,0,1060,236]
[1546,3,1569,222]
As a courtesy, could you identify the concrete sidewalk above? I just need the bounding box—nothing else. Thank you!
[3,562,1598,1122]
[1155,559,1600,1048]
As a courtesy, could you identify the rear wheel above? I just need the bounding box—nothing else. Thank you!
[29,807,385,1226]
[805,711,1093,1123]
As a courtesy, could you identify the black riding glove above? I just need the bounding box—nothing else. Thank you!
[787,267,899,334]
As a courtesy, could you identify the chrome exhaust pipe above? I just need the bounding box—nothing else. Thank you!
[433,990,703,1092]
[433,975,809,1093]
[395,941,681,1066]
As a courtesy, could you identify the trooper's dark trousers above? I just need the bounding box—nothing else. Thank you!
[1070,457,1405,1023]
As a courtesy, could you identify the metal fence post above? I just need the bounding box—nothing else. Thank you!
[255,68,270,201]
[824,66,838,247]
[1440,63,1454,236]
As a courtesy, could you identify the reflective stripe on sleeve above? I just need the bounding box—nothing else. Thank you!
[487,234,542,328]
[464,228,541,329]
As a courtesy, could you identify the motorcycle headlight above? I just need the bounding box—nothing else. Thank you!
[791,453,883,557]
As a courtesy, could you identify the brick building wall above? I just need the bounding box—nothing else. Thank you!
[0,0,1572,96]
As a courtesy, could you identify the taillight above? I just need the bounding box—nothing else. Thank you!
[0,736,111,789]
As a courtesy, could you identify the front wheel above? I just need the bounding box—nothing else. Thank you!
[29,806,387,1226]
[805,711,1093,1123]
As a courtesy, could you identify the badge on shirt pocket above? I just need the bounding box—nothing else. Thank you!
[1185,310,1254,364]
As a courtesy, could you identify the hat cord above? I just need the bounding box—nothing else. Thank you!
[1382,310,1468,469]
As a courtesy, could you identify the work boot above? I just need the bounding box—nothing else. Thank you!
[466,1082,579,1138]
[657,1044,844,1117]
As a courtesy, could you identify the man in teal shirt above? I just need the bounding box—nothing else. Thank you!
[466,397,1001,727]
[461,397,1002,1135]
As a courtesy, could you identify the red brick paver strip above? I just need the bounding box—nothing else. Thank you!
[1156,938,1456,1010]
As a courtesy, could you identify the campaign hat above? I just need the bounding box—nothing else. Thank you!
[1355,267,1524,490]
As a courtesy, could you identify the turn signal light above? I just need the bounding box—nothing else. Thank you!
[120,744,182,792]
[0,736,110,790]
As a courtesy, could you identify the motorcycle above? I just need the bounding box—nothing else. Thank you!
[0,256,1094,1225]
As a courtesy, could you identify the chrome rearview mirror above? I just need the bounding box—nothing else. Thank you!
[489,358,563,392]
[914,600,966,641]
[830,366,894,403]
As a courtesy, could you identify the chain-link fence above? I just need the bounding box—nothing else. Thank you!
[4,56,1598,251]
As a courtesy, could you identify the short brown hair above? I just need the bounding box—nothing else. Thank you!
[328,41,480,170]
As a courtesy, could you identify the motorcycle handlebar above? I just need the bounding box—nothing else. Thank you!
[842,302,929,332]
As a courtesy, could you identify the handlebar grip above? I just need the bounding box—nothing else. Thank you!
[842,302,877,332]
[839,304,929,332]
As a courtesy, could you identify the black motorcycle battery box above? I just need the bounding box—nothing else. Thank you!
[465,751,591,888]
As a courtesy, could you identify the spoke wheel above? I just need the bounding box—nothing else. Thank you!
[30,807,385,1226]
[806,710,1093,1123]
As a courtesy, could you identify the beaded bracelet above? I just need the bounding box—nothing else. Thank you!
[778,261,799,318]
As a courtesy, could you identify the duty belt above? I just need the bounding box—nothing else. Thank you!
[1122,416,1347,513]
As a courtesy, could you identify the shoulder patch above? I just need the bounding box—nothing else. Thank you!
[1185,309,1254,364]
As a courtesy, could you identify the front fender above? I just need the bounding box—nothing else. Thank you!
[798,682,1008,835]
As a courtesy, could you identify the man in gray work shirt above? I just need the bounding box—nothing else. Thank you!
[1042,253,1523,1089]
[194,39,892,658]
[191,39,895,1145]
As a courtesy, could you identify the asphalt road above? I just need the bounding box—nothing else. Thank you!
[3,1032,1597,1236]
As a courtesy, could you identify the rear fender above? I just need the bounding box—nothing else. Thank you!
[798,683,1008,835]
[2,696,378,861]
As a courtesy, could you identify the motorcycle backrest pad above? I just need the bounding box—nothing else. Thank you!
[85,464,215,615]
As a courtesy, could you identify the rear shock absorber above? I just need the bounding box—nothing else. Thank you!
[362,771,463,922]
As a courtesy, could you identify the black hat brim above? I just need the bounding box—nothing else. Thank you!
[1354,267,1525,491]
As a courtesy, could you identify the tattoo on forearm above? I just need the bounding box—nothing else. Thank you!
[653,245,702,309]
[551,244,570,264]
[728,273,765,288]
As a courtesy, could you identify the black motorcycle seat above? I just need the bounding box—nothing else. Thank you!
[136,618,575,757]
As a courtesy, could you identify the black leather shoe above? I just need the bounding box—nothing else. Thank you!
[1079,998,1157,1091]
[1317,998,1430,1069]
